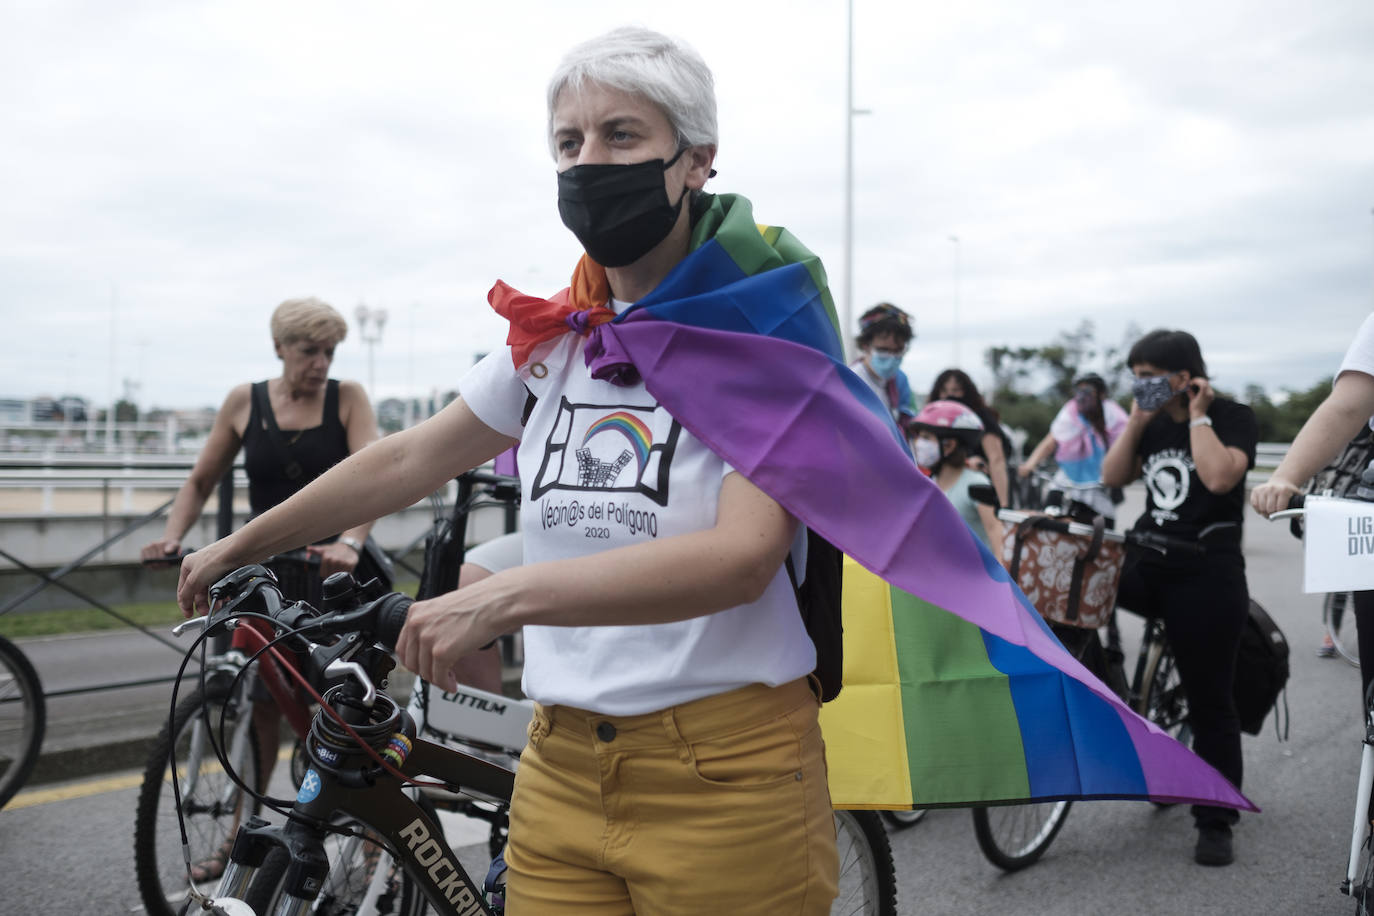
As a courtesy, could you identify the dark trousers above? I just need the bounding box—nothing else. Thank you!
[1355,591,1374,704]
[1116,552,1249,831]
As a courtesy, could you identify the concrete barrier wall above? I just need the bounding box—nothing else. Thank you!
[0,501,518,614]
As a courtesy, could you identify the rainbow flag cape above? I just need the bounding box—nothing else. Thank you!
[504,193,1253,812]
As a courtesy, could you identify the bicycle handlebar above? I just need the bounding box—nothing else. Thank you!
[993,508,1209,557]
[205,564,412,656]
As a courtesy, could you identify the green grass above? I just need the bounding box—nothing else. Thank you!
[0,600,185,638]
[0,579,420,639]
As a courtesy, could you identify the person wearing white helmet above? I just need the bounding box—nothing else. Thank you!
[910,399,1005,552]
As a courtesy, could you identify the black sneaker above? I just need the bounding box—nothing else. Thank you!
[1194,826,1234,866]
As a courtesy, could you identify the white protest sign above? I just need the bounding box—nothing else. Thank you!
[1304,495,1374,593]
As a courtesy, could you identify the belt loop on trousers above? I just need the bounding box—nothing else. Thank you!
[528,702,553,748]
[661,708,693,764]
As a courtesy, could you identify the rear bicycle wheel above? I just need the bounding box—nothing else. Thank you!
[1326,592,1362,668]
[1139,639,1192,747]
[971,801,1072,871]
[134,680,262,916]
[832,809,897,916]
[0,634,45,809]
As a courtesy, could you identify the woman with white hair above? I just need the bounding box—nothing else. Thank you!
[143,296,379,880]
[178,28,839,914]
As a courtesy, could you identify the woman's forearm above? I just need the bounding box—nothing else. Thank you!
[1100,414,1145,487]
[1269,373,1374,488]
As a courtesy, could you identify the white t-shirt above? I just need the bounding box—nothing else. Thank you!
[1339,312,1374,430]
[458,320,814,716]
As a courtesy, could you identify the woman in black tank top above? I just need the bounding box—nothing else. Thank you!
[139,298,379,880]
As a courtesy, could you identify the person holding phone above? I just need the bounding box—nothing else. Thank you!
[1101,328,1257,867]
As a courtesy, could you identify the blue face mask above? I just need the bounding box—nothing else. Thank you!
[1132,374,1176,411]
[869,352,903,380]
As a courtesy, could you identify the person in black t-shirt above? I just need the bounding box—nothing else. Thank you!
[1102,328,1257,868]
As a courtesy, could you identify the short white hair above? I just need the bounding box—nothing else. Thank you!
[546,26,718,159]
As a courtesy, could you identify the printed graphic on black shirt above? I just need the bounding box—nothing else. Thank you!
[530,396,681,507]
[1143,447,1194,525]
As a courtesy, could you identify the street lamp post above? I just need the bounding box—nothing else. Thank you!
[843,0,871,362]
[355,303,387,403]
[948,235,961,367]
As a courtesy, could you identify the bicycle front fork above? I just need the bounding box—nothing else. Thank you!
[1345,732,1374,895]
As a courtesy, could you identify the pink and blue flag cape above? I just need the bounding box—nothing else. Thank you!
[494,193,1254,812]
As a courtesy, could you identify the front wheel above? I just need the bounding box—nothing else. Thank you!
[0,634,45,809]
[244,796,441,916]
[880,808,926,830]
[971,801,1072,871]
[134,681,262,916]
[832,809,897,916]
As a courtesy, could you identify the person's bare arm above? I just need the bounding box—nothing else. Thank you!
[141,385,248,562]
[396,471,798,692]
[1101,408,1147,488]
[1186,379,1250,494]
[982,432,1009,507]
[1019,432,1056,478]
[308,380,383,577]
[1252,371,1374,515]
[178,397,514,615]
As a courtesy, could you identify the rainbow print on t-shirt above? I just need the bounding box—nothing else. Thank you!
[582,411,653,472]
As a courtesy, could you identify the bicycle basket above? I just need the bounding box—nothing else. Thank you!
[1001,515,1125,629]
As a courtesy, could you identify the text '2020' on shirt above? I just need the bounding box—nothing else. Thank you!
[458,308,814,716]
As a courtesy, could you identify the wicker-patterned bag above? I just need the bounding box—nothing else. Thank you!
[1001,514,1126,629]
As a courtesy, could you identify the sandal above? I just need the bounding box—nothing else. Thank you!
[188,838,235,884]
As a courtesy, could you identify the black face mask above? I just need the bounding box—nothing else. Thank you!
[557,148,688,268]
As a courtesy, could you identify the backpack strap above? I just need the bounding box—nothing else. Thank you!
[251,381,302,481]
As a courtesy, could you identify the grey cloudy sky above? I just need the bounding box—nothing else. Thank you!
[3,0,1372,412]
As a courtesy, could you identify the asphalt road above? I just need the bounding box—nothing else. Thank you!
[0,490,1366,915]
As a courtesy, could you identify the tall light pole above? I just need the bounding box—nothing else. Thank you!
[355,303,387,403]
[948,235,962,367]
[843,0,871,361]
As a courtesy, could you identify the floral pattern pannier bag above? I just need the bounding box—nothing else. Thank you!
[1001,514,1125,629]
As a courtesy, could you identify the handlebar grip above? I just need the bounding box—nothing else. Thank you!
[373,593,413,650]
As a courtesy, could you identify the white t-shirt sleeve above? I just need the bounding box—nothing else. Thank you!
[1338,313,1374,381]
[458,347,528,440]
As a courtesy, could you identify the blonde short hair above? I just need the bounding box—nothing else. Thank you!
[270,298,348,347]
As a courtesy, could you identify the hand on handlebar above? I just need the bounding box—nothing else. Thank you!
[306,541,360,579]
[140,538,184,567]
[395,580,506,693]
[1250,478,1304,518]
[176,539,241,618]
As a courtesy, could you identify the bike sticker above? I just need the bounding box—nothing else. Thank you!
[296,768,322,804]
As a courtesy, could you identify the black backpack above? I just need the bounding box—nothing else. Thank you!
[1233,598,1289,738]
[786,529,845,703]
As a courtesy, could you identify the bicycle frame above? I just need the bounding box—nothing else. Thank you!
[217,697,516,916]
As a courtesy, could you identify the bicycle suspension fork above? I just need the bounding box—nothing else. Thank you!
[1346,715,1374,894]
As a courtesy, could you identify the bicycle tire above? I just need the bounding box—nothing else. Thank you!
[1139,639,1192,747]
[1326,592,1361,669]
[0,634,45,809]
[244,797,440,916]
[832,809,898,916]
[971,801,1072,871]
[880,808,927,830]
[134,680,262,916]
